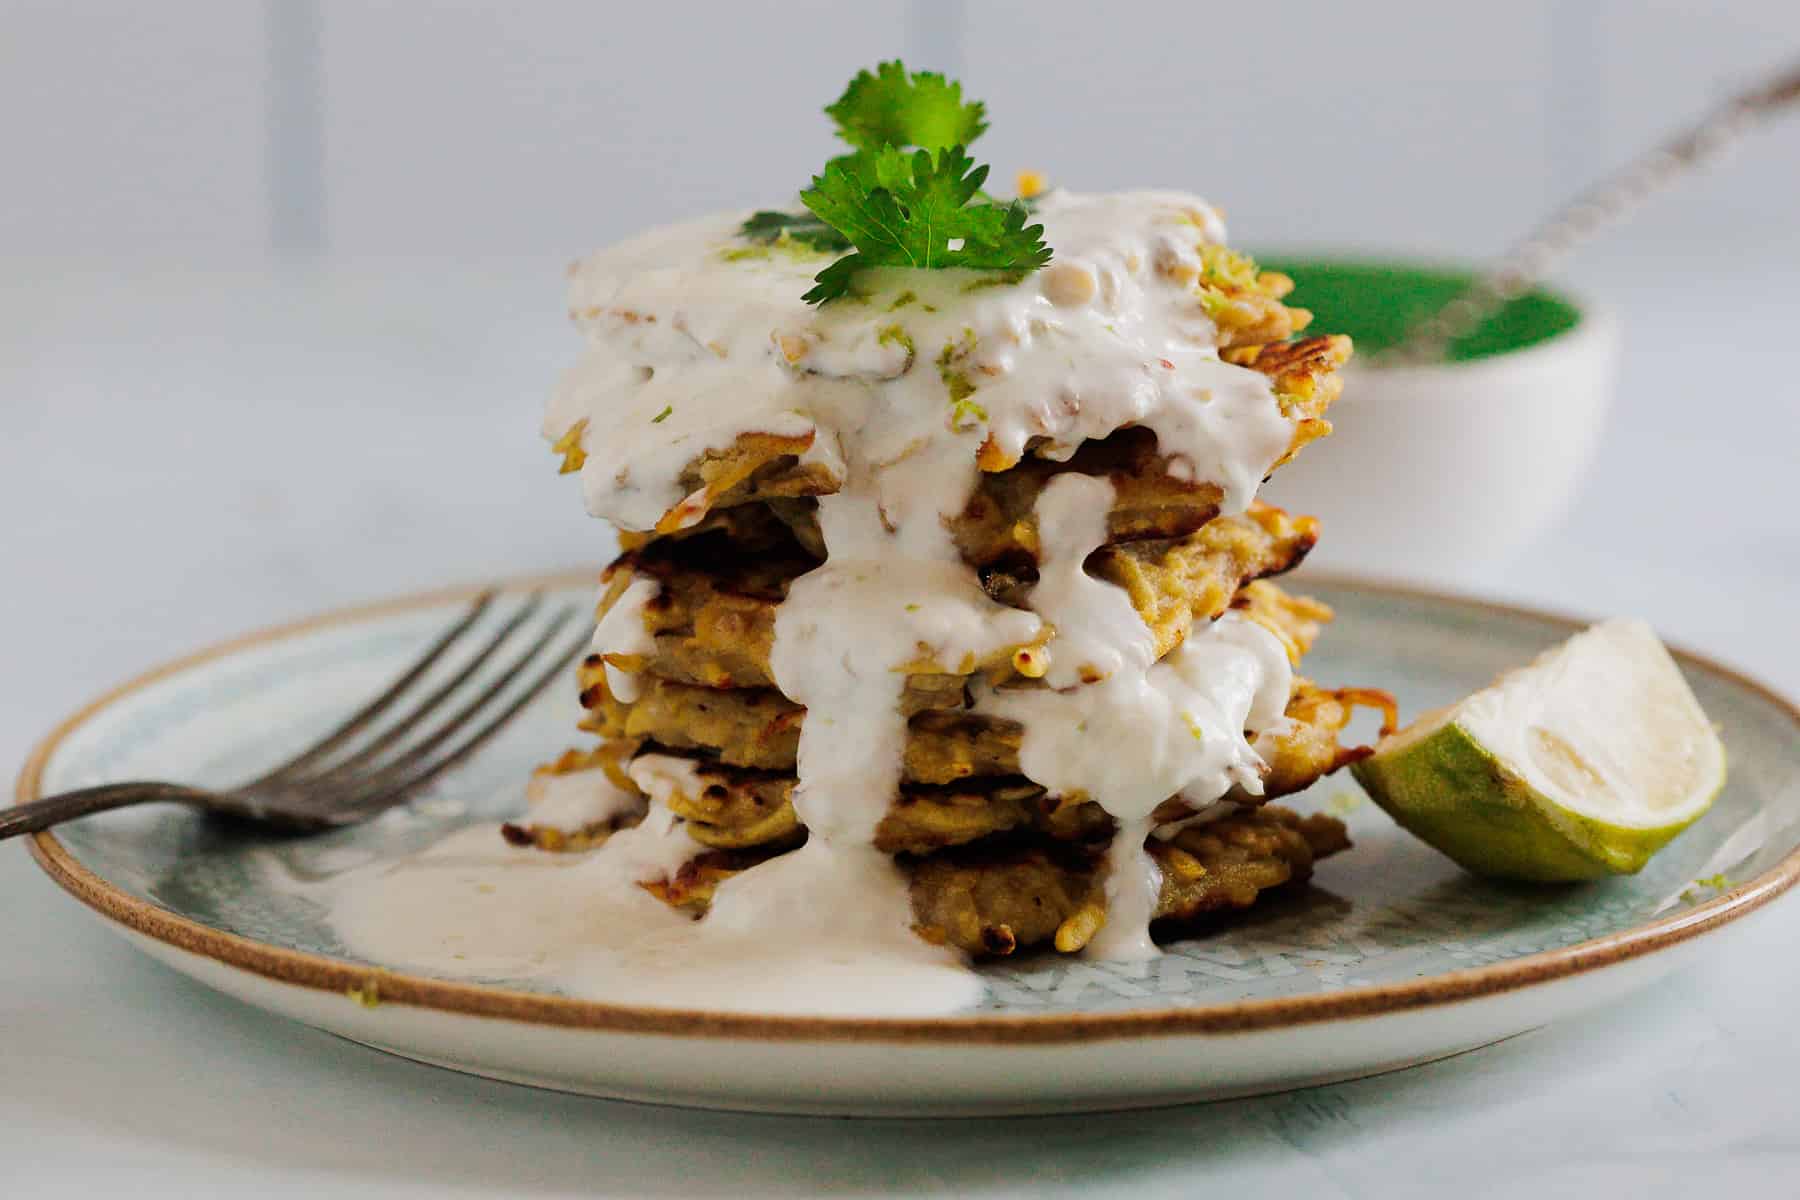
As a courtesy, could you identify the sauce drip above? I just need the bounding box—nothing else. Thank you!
[322,191,1313,1013]
[590,576,659,702]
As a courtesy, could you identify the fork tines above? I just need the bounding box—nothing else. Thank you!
[247,590,589,822]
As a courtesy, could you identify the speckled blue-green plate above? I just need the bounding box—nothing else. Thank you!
[17,572,1800,1116]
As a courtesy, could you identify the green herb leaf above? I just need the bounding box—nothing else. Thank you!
[800,146,1051,304]
[752,62,1050,304]
[738,209,850,252]
[956,198,1053,273]
[801,253,868,306]
[825,61,987,155]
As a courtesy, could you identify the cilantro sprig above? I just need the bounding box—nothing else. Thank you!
[825,60,987,157]
[737,61,1050,305]
[800,145,1050,304]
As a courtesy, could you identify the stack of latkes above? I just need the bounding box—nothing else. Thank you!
[527,196,1394,957]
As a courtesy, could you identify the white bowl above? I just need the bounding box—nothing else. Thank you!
[1260,273,1618,581]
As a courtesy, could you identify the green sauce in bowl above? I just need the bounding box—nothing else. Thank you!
[1253,258,1584,362]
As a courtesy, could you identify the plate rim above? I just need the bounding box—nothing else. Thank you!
[18,567,1800,1045]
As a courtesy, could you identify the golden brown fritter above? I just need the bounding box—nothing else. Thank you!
[570,319,1347,537]
[602,681,1021,785]
[1254,680,1398,799]
[615,497,819,557]
[619,426,1320,578]
[1196,247,1315,350]
[596,505,1316,695]
[653,430,841,535]
[500,742,644,852]
[576,662,970,748]
[584,566,1340,773]
[1230,581,1332,666]
[642,805,1349,957]
[591,543,1047,693]
[590,543,804,692]
[570,672,1371,858]
[952,429,1228,569]
[1225,334,1351,472]
[1086,505,1318,665]
[662,769,1067,855]
[972,333,1349,474]
[908,805,1350,956]
[542,247,1371,961]
[592,665,1361,798]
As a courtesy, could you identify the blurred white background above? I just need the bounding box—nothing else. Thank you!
[5,0,1797,767]
[4,5,1800,1194]
[6,1,1798,260]
[4,0,1798,763]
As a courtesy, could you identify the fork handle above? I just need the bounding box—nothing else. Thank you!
[1,782,215,841]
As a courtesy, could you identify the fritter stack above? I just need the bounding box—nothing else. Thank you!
[524,240,1394,957]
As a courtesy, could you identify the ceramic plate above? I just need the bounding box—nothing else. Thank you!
[17,572,1800,1116]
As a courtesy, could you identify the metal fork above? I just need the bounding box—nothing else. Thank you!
[3,591,590,841]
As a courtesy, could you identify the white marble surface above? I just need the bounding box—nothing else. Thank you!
[3,255,1798,1197]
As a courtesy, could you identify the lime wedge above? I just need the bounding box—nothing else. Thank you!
[1351,619,1725,881]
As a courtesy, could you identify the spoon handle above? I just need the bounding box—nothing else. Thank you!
[1385,57,1800,365]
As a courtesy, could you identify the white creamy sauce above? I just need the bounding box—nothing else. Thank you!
[981,609,1292,959]
[590,576,660,702]
[524,766,643,831]
[967,469,1292,958]
[1150,799,1237,841]
[306,827,978,1013]
[544,192,1291,528]
[1097,816,1166,960]
[1024,474,1157,688]
[981,614,1291,818]
[617,754,722,883]
[771,559,1041,843]
[322,190,1310,1014]
[315,826,674,979]
[312,756,981,1016]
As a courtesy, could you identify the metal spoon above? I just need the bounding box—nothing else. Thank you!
[1382,56,1800,366]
